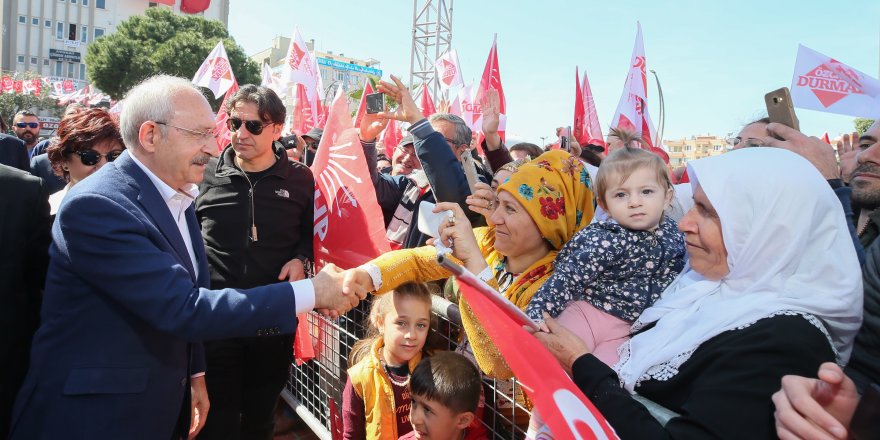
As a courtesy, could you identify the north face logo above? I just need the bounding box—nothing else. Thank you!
[275,189,290,198]
[796,62,864,108]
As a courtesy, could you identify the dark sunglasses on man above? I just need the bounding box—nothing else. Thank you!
[75,149,123,166]
[226,117,273,135]
[15,122,40,129]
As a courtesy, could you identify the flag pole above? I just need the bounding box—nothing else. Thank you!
[650,69,665,148]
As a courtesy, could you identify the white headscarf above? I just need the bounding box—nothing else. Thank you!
[614,147,863,392]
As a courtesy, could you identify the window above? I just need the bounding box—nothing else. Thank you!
[94,27,105,39]
[30,57,38,65]
[45,20,51,28]
[685,145,693,151]
[55,61,63,76]
[18,15,26,24]
[80,64,86,80]
[81,26,88,42]
[334,70,344,81]
[17,55,25,64]
[56,22,64,39]
[96,0,105,9]
[32,17,39,26]
[68,62,75,78]
[68,23,77,41]
[72,0,77,3]
[83,0,89,5]
[43,59,50,66]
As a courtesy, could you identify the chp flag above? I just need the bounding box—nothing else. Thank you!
[790,44,880,118]
[435,49,464,91]
[192,40,236,99]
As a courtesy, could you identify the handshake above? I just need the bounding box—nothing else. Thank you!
[309,264,377,318]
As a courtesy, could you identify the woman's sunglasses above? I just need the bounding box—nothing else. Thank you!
[227,117,272,135]
[75,150,123,166]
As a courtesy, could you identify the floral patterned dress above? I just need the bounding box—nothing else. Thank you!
[525,215,686,322]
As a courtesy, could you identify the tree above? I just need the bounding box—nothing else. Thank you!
[0,71,61,127]
[85,8,259,108]
[855,117,874,135]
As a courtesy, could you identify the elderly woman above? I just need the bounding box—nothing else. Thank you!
[345,150,595,378]
[533,147,863,439]
[46,108,124,214]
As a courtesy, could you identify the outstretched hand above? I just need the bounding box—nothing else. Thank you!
[311,263,366,316]
[480,89,502,151]
[359,112,389,143]
[836,131,860,183]
[377,75,423,125]
[764,123,840,180]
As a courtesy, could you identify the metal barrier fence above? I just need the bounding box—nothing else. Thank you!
[282,295,532,440]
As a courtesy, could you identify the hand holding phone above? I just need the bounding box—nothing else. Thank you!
[765,87,800,132]
[365,92,385,114]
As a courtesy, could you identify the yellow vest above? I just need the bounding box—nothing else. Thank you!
[348,338,423,440]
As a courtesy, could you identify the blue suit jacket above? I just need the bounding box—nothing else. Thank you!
[9,152,299,439]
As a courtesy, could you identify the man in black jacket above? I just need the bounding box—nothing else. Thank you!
[195,84,315,440]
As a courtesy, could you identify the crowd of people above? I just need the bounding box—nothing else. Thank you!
[0,70,878,440]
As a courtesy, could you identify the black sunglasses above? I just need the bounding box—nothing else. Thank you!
[15,122,39,129]
[227,117,272,135]
[74,149,122,166]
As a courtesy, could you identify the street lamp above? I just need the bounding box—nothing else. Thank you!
[649,69,665,148]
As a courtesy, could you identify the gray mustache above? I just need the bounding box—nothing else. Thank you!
[191,154,211,165]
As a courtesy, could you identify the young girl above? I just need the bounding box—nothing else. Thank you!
[343,282,433,440]
[525,146,686,366]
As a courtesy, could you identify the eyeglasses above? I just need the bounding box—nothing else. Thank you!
[155,121,218,142]
[726,136,766,148]
[227,117,273,135]
[15,122,39,129]
[395,144,415,157]
[74,149,123,166]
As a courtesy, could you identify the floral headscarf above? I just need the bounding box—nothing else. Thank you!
[497,150,595,251]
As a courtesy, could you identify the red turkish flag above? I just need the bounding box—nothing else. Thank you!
[420,83,437,118]
[456,279,619,440]
[574,68,587,146]
[474,35,506,142]
[310,88,391,270]
[292,84,315,134]
[180,0,210,14]
[353,79,375,128]
[213,80,238,152]
[379,119,403,158]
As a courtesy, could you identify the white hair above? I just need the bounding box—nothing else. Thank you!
[119,75,203,150]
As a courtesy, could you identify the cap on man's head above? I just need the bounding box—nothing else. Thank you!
[281,134,299,150]
[302,127,323,142]
[398,135,414,148]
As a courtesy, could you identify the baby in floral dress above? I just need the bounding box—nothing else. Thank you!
[525,147,686,366]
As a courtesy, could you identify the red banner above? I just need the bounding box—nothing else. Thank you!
[310,88,390,270]
[353,79,374,128]
[180,0,210,14]
[12,80,23,94]
[420,83,437,118]
[574,68,587,146]
[213,80,238,152]
[457,280,620,440]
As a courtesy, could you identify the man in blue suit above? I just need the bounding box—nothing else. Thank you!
[8,75,365,440]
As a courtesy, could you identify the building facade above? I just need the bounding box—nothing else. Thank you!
[664,135,727,167]
[0,0,229,90]
[251,35,382,109]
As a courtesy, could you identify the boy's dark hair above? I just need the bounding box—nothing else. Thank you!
[409,352,480,414]
[225,84,286,125]
[509,142,543,160]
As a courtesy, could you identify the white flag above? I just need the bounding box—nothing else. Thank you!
[610,22,657,149]
[281,26,323,102]
[435,49,463,91]
[192,41,236,99]
[260,61,287,99]
[791,44,880,118]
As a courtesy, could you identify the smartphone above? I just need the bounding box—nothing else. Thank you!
[765,87,800,131]
[365,92,385,114]
[460,153,480,194]
[417,201,452,239]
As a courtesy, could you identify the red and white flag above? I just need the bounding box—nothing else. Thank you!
[474,35,507,141]
[310,87,391,270]
[62,79,74,93]
[213,80,239,152]
[790,44,880,118]
[30,78,42,96]
[1,76,12,94]
[12,80,23,94]
[315,98,329,129]
[574,68,587,146]
[379,118,404,158]
[291,84,316,134]
[353,79,375,128]
[192,40,235,99]
[420,83,437,118]
[582,68,606,150]
[610,23,667,162]
[458,83,480,131]
[435,49,464,91]
[260,61,286,99]
[282,26,323,103]
[456,279,620,440]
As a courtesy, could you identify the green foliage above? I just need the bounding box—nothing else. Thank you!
[85,8,259,108]
[0,71,61,127]
[346,74,399,115]
[855,117,875,135]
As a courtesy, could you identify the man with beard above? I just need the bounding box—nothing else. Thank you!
[195,84,315,440]
[763,121,880,439]
[8,75,363,440]
[12,111,41,158]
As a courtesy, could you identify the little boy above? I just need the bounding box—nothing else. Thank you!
[399,352,486,440]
